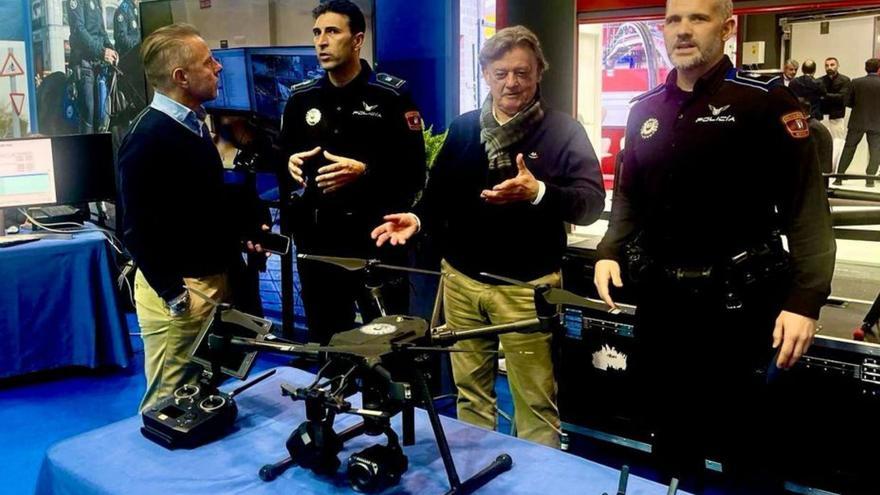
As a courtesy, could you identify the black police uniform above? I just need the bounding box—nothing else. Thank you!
[113,0,141,59]
[68,0,113,133]
[596,56,835,488]
[279,60,426,344]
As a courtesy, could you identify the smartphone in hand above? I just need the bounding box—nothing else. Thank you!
[251,231,291,256]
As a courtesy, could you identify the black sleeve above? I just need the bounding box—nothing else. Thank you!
[845,81,854,108]
[363,88,427,213]
[68,1,107,60]
[118,133,185,301]
[768,87,836,319]
[412,120,457,236]
[278,92,306,192]
[538,120,605,225]
[596,110,642,261]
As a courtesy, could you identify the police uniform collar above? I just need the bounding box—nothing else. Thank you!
[664,55,733,98]
[320,59,373,90]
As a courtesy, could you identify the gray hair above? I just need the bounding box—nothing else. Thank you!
[669,0,733,21]
[716,0,733,20]
[479,25,549,76]
[141,23,201,91]
[785,59,799,69]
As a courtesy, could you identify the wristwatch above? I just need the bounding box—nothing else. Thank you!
[167,290,191,317]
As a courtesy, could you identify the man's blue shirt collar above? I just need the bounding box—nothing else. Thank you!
[150,91,207,137]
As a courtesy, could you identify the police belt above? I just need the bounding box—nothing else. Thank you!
[630,239,791,310]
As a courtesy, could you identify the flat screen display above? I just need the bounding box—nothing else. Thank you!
[0,134,115,208]
[247,47,323,120]
[205,48,252,112]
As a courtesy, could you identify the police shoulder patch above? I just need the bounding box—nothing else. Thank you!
[781,111,810,139]
[375,73,406,90]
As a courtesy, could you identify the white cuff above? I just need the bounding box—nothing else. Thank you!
[412,213,422,233]
[531,181,547,205]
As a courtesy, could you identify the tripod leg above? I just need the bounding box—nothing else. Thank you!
[402,405,415,446]
[259,456,295,482]
[415,368,461,489]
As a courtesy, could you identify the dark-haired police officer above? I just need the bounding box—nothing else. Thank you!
[594,0,834,491]
[68,0,117,133]
[280,0,426,345]
[114,0,141,59]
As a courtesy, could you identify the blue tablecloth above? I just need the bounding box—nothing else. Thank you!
[35,367,687,495]
[0,231,131,378]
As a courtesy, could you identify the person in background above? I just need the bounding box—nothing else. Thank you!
[68,0,118,133]
[782,59,798,87]
[789,59,826,121]
[114,0,142,59]
[820,57,851,143]
[835,57,880,187]
[801,98,834,175]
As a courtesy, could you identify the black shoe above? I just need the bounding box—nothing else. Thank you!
[867,181,875,188]
[832,179,843,186]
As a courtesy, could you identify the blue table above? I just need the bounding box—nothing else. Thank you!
[35,367,688,495]
[0,231,131,378]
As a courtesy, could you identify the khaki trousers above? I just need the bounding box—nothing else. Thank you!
[442,260,561,448]
[134,270,229,412]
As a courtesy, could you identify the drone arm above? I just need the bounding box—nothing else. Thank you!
[431,318,542,344]
[224,336,320,357]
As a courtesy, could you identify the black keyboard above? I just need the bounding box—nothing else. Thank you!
[32,205,80,218]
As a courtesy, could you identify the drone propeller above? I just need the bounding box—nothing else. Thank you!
[297,253,366,271]
[297,253,443,277]
[478,272,620,314]
[374,262,444,277]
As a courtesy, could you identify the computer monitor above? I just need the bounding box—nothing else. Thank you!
[205,48,253,113]
[247,47,323,121]
[0,137,57,208]
[0,134,116,209]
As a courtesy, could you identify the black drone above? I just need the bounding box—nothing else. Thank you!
[200,253,615,494]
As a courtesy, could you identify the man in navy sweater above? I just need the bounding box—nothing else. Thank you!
[118,24,263,412]
[371,26,605,448]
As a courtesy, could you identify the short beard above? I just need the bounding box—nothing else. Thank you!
[670,40,723,72]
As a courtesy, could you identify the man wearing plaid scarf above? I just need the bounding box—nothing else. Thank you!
[372,26,605,448]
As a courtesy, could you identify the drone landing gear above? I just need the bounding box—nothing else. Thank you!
[258,367,513,494]
[411,367,513,495]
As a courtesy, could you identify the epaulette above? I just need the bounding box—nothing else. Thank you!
[725,68,779,92]
[374,73,407,90]
[629,84,666,104]
[291,78,320,94]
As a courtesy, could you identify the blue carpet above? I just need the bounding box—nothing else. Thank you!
[0,310,515,494]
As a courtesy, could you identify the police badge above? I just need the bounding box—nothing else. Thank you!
[305,108,322,126]
[640,118,659,139]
